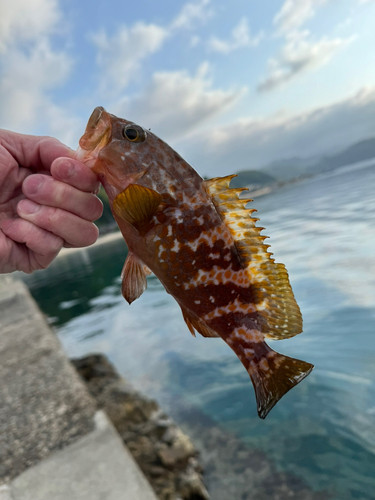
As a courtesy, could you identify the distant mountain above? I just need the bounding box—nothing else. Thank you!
[262,157,313,181]
[260,136,375,181]
[306,137,375,175]
[230,170,276,188]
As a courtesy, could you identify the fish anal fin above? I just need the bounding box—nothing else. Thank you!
[181,306,220,338]
[121,252,152,304]
[113,184,162,232]
[249,348,314,419]
[204,174,303,340]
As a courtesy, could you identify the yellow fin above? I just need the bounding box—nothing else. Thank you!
[121,252,152,304]
[113,184,162,231]
[180,306,220,338]
[204,175,302,340]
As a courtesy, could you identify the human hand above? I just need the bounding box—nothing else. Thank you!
[0,130,103,274]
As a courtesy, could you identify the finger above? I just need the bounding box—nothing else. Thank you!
[17,200,99,248]
[51,157,100,193]
[1,130,73,172]
[1,218,64,272]
[22,174,103,222]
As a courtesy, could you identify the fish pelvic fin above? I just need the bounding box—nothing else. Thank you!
[113,184,162,232]
[203,175,302,341]
[121,252,152,304]
[180,306,220,338]
[250,348,314,419]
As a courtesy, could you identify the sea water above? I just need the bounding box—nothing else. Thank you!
[23,163,375,499]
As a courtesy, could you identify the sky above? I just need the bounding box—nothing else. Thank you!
[1,0,375,177]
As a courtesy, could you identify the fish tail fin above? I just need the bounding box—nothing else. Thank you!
[249,348,313,419]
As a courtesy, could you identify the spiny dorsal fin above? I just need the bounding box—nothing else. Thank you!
[121,252,152,304]
[180,306,220,338]
[113,184,162,232]
[203,175,302,340]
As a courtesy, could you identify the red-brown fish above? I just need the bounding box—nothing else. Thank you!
[76,106,313,419]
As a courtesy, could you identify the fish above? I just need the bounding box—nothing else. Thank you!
[76,106,314,419]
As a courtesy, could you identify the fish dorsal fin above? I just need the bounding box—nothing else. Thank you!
[180,306,220,338]
[203,175,302,340]
[121,252,152,304]
[113,184,162,232]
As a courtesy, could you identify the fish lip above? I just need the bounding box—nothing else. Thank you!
[75,107,112,169]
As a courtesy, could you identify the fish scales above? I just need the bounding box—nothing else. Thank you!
[76,107,314,419]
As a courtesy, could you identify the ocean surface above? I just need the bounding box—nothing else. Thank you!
[22,163,375,500]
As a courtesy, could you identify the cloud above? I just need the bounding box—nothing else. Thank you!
[91,0,214,93]
[177,87,375,177]
[0,40,74,135]
[114,63,245,141]
[258,30,354,92]
[91,22,169,92]
[0,0,61,52]
[0,0,79,144]
[190,35,201,47]
[274,0,328,34]
[208,17,263,54]
[171,0,213,30]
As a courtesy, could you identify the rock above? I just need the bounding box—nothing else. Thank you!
[71,355,210,500]
[72,354,329,500]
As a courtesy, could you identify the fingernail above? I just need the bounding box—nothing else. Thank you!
[58,159,75,179]
[18,200,41,215]
[25,175,45,195]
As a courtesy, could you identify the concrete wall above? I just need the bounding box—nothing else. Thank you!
[0,274,158,500]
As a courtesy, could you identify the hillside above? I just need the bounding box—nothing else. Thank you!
[306,137,375,175]
[261,136,375,181]
[230,170,276,188]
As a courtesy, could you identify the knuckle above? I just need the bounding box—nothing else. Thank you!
[56,182,71,206]
[49,234,64,254]
[46,206,63,225]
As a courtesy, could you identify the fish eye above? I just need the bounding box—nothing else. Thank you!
[123,124,146,143]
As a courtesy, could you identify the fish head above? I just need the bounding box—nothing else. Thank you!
[77,106,168,199]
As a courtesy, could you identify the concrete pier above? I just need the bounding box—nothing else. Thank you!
[0,275,158,500]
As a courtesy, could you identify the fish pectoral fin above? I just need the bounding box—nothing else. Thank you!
[113,184,162,232]
[121,252,152,304]
[249,348,313,419]
[180,306,220,338]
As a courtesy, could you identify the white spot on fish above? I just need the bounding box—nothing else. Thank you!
[158,244,166,258]
[244,348,255,356]
[203,298,256,321]
[230,327,263,343]
[256,299,268,311]
[171,240,180,253]
[174,208,184,223]
[121,156,125,161]
[194,300,201,305]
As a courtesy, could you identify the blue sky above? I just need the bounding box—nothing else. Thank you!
[1,0,375,176]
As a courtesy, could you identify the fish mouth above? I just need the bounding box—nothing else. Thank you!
[75,106,112,169]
